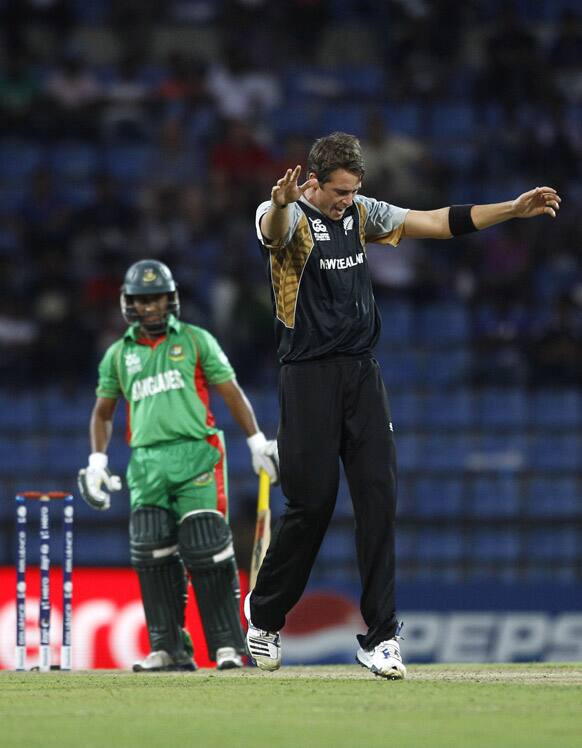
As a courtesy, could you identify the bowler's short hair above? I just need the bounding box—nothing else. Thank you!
[307,132,365,185]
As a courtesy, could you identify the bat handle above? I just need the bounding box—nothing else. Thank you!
[258,469,270,511]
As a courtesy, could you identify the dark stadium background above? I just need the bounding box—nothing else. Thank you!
[0,0,580,666]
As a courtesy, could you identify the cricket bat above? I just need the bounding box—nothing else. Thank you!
[249,468,271,590]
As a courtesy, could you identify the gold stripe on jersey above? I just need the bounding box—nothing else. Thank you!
[356,201,405,247]
[270,213,314,328]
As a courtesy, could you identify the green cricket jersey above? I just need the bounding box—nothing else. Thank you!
[96,315,235,448]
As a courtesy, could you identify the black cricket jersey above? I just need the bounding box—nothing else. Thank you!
[256,194,409,363]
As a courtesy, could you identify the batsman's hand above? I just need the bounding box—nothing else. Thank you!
[77,452,122,511]
[247,432,280,485]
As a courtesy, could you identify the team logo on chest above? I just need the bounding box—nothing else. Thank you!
[169,344,185,362]
[343,216,354,234]
[124,351,143,375]
[308,217,330,241]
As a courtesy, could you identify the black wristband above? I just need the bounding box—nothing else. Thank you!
[272,201,288,209]
[449,204,477,236]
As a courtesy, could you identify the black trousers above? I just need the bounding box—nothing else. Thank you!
[250,355,398,650]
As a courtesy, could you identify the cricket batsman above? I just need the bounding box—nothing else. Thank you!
[78,259,279,671]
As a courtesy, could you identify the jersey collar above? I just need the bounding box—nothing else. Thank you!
[124,314,182,341]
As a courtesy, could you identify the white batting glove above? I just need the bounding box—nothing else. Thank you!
[247,432,279,485]
[77,452,122,511]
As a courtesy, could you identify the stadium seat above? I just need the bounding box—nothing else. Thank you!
[376,350,424,387]
[45,437,91,473]
[42,388,95,430]
[318,527,353,565]
[417,303,469,345]
[395,529,416,563]
[104,144,154,183]
[416,529,464,562]
[49,141,100,182]
[528,389,582,428]
[529,434,581,471]
[469,475,521,517]
[412,477,464,517]
[423,389,475,429]
[429,103,475,139]
[394,433,420,471]
[526,529,579,561]
[321,104,367,138]
[74,525,131,565]
[525,477,580,517]
[426,349,471,386]
[423,435,473,472]
[390,390,422,430]
[0,392,42,432]
[381,103,422,137]
[469,529,520,562]
[476,388,528,428]
[377,300,414,345]
[0,139,44,184]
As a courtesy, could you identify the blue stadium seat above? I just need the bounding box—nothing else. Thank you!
[395,529,415,562]
[0,139,44,184]
[529,434,581,471]
[426,349,471,386]
[0,437,45,473]
[268,102,319,138]
[318,527,353,565]
[525,477,580,517]
[45,437,90,473]
[321,105,367,138]
[376,350,424,387]
[528,389,582,428]
[74,526,130,565]
[432,141,476,171]
[469,529,520,562]
[104,144,154,183]
[476,388,528,428]
[470,475,521,517]
[394,433,420,471]
[526,529,579,561]
[423,435,473,471]
[0,392,42,432]
[335,66,385,98]
[424,390,474,429]
[417,303,469,345]
[390,391,422,430]
[470,434,527,471]
[413,477,464,517]
[42,388,94,430]
[382,103,422,136]
[416,529,464,562]
[49,141,100,182]
[429,103,475,138]
[377,300,414,345]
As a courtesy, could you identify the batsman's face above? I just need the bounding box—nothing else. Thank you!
[310,169,361,220]
[132,293,168,332]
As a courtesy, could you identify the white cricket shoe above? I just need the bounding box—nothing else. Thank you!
[356,636,406,680]
[244,593,281,671]
[132,650,197,672]
[216,647,243,670]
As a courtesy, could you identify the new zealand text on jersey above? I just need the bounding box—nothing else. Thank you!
[131,369,186,401]
[320,252,364,271]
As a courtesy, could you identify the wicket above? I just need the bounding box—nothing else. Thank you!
[15,491,74,672]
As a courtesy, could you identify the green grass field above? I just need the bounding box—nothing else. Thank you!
[2,664,581,748]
